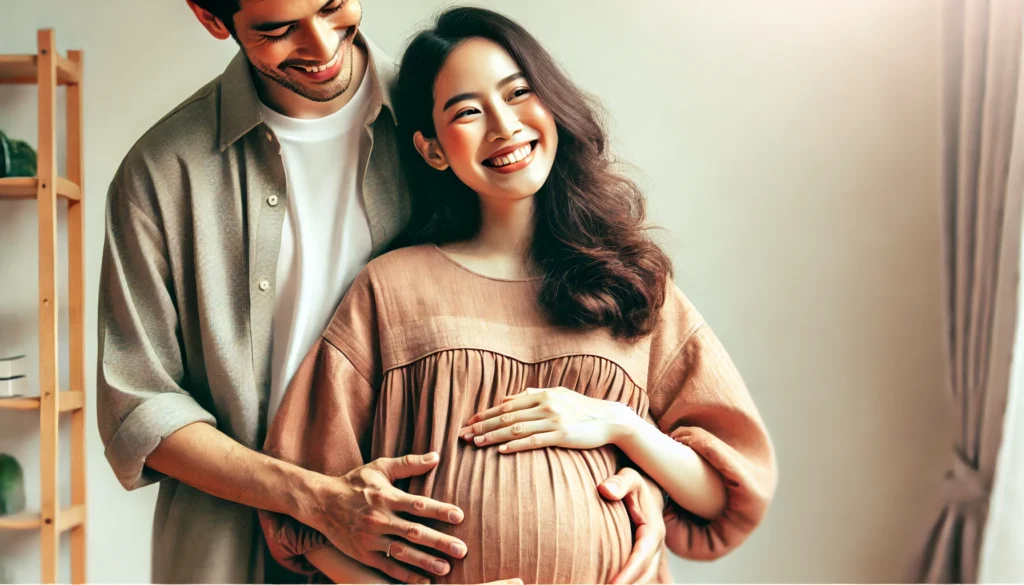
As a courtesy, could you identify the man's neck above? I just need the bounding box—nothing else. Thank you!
[255,43,369,119]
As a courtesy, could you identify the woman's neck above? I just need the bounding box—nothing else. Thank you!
[441,195,538,280]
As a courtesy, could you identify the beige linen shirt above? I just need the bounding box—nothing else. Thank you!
[96,36,408,583]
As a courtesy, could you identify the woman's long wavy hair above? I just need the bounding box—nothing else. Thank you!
[392,6,673,339]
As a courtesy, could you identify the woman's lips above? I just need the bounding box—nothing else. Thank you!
[483,141,538,174]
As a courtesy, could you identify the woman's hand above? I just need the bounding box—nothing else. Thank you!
[458,387,638,453]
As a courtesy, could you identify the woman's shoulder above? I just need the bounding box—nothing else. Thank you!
[362,244,446,283]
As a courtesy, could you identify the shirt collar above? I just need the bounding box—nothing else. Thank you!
[218,31,398,152]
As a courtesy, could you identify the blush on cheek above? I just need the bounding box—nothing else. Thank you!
[437,126,482,171]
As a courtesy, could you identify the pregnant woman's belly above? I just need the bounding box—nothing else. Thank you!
[410,444,634,584]
[375,350,647,583]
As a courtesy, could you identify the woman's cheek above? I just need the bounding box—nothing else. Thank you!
[438,126,481,172]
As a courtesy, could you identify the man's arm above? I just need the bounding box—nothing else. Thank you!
[96,159,466,583]
[145,422,324,520]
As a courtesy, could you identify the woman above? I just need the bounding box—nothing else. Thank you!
[260,6,777,584]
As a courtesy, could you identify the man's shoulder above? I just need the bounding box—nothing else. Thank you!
[126,76,223,167]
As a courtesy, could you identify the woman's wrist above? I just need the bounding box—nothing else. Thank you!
[606,403,645,448]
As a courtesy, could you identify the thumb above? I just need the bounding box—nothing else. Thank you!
[598,467,643,501]
[371,452,440,482]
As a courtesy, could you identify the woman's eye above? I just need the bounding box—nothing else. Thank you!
[509,88,532,100]
[454,108,480,120]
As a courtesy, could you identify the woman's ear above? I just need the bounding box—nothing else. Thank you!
[413,131,450,171]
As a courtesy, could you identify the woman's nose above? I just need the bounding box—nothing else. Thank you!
[486,103,524,142]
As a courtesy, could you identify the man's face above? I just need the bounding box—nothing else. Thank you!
[231,0,362,103]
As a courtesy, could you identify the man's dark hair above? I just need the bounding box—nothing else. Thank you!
[192,0,241,32]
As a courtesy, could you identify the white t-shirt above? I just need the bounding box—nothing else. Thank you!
[261,74,374,426]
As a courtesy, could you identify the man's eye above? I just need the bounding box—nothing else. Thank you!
[322,0,347,15]
[264,27,296,42]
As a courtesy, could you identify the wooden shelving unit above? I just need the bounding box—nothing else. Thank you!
[0,29,86,584]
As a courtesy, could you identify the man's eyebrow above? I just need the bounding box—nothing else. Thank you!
[251,0,336,31]
[442,72,526,111]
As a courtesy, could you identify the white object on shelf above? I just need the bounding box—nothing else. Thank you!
[0,355,26,379]
[0,376,27,398]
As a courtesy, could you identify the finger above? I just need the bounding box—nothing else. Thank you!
[378,537,452,577]
[371,452,440,482]
[459,406,549,439]
[364,553,431,585]
[598,467,644,501]
[465,395,540,427]
[388,518,468,560]
[496,431,562,454]
[389,489,466,526]
[622,488,648,526]
[474,419,559,447]
[609,524,660,584]
[480,580,525,585]
[637,551,660,584]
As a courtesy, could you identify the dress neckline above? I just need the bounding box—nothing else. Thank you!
[431,245,543,283]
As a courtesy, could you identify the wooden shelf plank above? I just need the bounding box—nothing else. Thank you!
[0,391,84,412]
[0,511,41,530]
[58,504,84,532]
[0,177,81,201]
[0,54,80,85]
[0,505,86,532]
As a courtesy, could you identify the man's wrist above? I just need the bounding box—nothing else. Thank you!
[279,459,333,530]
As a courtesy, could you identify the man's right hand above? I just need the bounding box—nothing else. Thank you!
[302,452,468,584]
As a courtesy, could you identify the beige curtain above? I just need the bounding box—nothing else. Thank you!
[912,0,1024,583]
[978,8,1024,581]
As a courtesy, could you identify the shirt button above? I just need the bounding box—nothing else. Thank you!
[266,131,274,142]
[258,279,270,291]
[267,195,279,207]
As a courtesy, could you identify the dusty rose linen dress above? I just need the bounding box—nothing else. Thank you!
[259,245,776,584]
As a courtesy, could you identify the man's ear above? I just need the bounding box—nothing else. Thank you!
[186,1,233,40]
[413,131,450,171]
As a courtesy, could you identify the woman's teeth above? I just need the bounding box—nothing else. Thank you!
[486,142,533,168]
[297,52,339,73]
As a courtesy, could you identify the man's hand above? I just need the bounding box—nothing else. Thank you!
[599,468,668,585]
[303,452,469,584]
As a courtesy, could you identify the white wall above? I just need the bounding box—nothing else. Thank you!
[0,1,953,582]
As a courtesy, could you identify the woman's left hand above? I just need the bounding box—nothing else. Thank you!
[458,387,636,453]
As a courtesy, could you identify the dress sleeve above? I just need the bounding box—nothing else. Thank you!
[258,270,383,575]
[646,282,777,561]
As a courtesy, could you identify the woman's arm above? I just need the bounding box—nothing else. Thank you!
[459,388,725,520]
[610,409,726,520]
[306,547,390,584]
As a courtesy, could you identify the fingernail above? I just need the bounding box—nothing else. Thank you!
[498,445,508,453]
[474,435,485,445]
[452,542,466,557]
[465,433,475,441]
[423,452,438,462]
[433,560,449,575]
[448,510,463,523]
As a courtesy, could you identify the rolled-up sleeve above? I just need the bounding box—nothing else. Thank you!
[96,159,216,491]
[648,283,777,561]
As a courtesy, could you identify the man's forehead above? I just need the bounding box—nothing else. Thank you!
[238,0,325,17]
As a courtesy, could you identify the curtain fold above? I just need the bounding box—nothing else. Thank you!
[911,0,1024,582]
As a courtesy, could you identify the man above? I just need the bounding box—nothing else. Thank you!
[97,0,668,582]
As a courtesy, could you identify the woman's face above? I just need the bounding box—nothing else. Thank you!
[422,37,559,202]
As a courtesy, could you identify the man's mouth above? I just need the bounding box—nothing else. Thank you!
[482,140,538,168]
[293,51,341,74]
